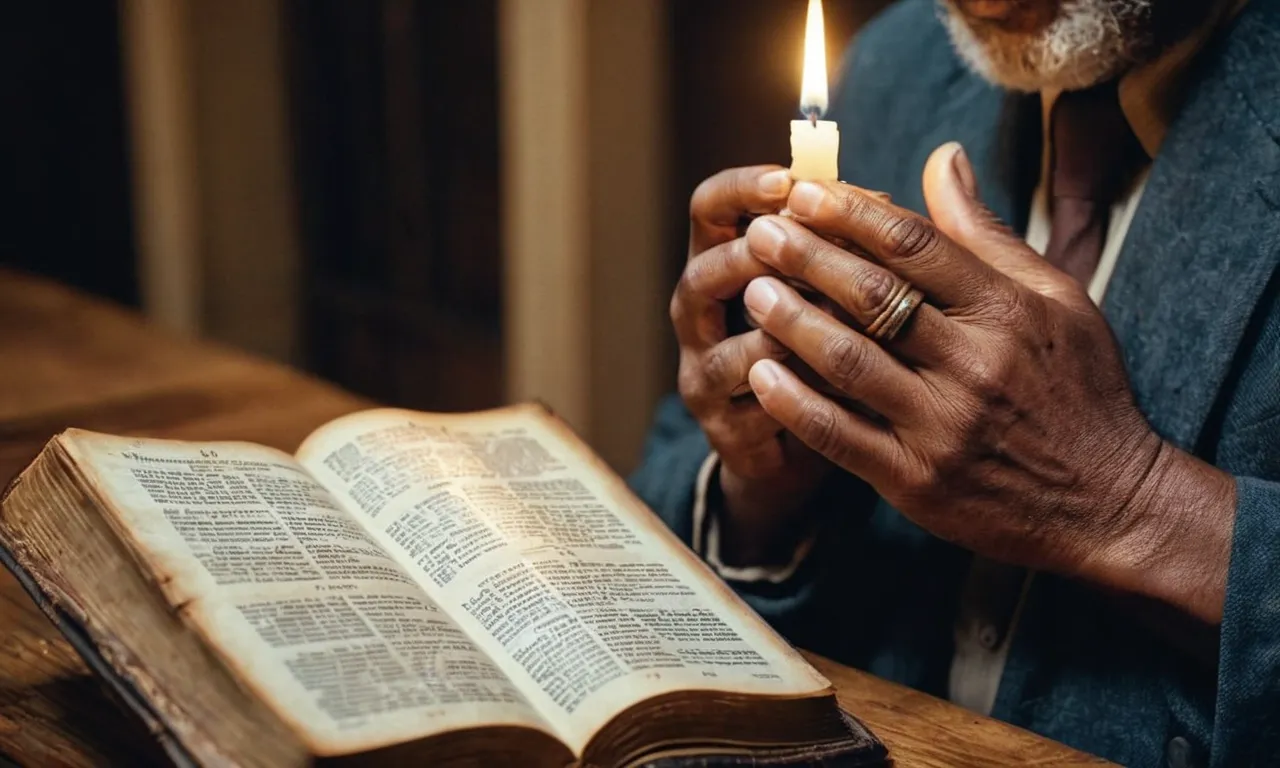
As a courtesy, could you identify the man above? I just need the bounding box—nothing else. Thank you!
[629,0,1280,765]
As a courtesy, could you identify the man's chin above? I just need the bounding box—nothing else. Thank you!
[939,0,1146,92]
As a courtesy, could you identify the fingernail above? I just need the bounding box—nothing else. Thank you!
[749,359,781,393]
[743,278,780,317]
[951,143,977,199]
[746,218,787,260]
[759,170,791,197]
[789,181,825,217]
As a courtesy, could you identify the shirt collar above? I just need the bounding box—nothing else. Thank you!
[1041,0,1249,161]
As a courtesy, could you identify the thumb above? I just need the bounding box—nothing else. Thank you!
[923,142,1075,302]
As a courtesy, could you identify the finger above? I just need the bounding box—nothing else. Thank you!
[698,330,791,400]
[785,178,1013,309]
[671,238,777,349]
[780,183,891,210]
[923,142,1085,307]
[690,166,792,254]
[708,400,789,479]
[743,277,923,424]
[748,358,903,480]
[683,236,776,302]
[745,215,970,367]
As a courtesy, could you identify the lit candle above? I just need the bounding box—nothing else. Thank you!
[790,0,839,181]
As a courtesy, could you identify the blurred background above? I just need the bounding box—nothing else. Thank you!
[0,0,892,472]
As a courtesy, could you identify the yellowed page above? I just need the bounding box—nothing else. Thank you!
[296,405,830,753]
[59,430,552,757]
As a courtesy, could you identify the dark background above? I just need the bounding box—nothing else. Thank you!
[1,4,140,307]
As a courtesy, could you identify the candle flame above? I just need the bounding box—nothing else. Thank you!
[800,0,829,117]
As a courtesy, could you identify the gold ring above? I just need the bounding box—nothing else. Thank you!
[866,284,924,343]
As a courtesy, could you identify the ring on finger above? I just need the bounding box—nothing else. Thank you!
[865,283,925,343]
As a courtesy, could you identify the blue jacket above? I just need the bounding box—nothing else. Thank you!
[629,1,1280,765]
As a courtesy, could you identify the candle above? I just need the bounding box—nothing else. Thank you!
[790,0,839,181]
[791,121,839,182]
[732,0,841,346]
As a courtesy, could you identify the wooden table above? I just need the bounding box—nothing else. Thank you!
[0,270,1109,767]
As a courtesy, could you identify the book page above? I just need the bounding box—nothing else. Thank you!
[59,431,553,757]
[297,406,830,751]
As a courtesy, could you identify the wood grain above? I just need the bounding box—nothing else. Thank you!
[806,654,1112,767]
[0,269,1108,766]
[0,269,367,767]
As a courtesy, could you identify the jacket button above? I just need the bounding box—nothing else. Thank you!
[1166,736,1193,768]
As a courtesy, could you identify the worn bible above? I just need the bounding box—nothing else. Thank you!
[0,405,884,767]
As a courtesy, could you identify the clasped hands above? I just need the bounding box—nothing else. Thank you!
[674,142,1233,623]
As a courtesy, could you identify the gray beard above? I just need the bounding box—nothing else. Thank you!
[938,0,1156,92]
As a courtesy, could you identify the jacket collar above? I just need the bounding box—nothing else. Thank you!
[1101,0,1280,451]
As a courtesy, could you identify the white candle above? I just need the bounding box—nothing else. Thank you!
[791,120,839,181]
[790,0,839,182]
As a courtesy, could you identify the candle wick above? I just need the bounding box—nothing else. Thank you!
[804,107,820,127]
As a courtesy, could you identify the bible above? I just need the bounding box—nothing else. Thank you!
[0,405,885,767]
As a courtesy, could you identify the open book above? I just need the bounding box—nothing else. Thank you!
[0,405,884,767]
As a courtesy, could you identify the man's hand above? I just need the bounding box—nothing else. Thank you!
[673,165,833,566]
[738,143,1235,622]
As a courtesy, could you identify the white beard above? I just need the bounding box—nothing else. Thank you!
[939,0,1154,92]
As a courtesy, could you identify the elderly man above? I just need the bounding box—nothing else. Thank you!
[630,0,1280,765]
